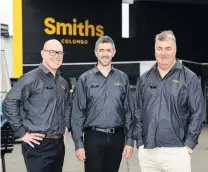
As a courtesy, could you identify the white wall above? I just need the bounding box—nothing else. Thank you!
[0,0,13,78]
[122,3,129,38]
[0,49,11,97]
[0,0,13,35]
[140,61,156,76]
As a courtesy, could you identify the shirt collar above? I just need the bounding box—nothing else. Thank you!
[152,59,182,71]
[93,63,115,74]
[39,63,61,77]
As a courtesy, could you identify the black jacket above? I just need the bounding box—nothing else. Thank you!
[133,60,205,149]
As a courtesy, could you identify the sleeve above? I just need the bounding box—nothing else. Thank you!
[71,77,87,150]
[132,78,143,148]
[123,75,135,147]
[64,80,72,131]
[184,75,205,149]
[2,75,31,138]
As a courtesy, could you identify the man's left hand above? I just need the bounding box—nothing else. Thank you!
[122,145,133,159]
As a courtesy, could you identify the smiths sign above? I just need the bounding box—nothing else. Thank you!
[44,17,104,45]
[16,0,121,68]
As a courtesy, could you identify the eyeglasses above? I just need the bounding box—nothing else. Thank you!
[43,50,65,57]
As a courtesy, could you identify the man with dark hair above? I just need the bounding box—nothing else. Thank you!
[71,35,134,172]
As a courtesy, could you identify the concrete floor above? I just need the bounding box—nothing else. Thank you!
[1,127,208,172]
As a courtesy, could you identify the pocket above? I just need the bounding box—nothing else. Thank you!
[138,145,145,159]
[142,86,155,103]
[22,142,33,154]
[28,87,45,102]
[83,130,92,148]
[139,145,144,150]
[165,80,188,103]
[33,87,44,96]
[87,84,100,99]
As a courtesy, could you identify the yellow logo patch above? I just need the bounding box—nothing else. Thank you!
[172,80,179,83]
[61,85,66,90]
[114,82,121,86]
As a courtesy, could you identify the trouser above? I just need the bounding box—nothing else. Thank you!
[138,145,191,172]
[84,129,125,172]
[21,137,65,172]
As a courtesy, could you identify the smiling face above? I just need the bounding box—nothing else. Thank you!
[155,39,176,70]
[94,43,116,67]
[41,39,64,71]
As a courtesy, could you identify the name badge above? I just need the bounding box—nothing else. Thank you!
[90,84,99,88]
[150,85,157,89]
[46,86,53,89]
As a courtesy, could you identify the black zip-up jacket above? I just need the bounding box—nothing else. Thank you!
[133,60,205,149]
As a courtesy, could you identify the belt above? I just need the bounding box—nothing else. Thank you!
[29,132,63,140]
[85,127,123,134]
[44,135,63,139]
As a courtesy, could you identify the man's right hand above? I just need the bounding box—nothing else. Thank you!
[75,148,86,161]
[21,132,45,147]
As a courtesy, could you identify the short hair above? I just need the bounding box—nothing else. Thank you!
[155,30,176,43]
[95,35,115,49]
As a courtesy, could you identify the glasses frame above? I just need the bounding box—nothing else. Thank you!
[43,50,65,57]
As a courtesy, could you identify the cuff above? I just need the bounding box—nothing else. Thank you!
[125,137,134,147]
[136,139,144,149]
[184,139,197,150]
[74,138,84,150]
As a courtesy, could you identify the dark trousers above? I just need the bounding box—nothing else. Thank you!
[84,129,125,172]
[21,138,65,172]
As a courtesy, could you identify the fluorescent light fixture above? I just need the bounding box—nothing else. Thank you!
[122,3,129,38]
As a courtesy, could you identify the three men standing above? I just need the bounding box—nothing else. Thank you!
[2,32,205,172]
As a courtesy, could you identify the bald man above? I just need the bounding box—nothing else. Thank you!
[2,39,71,172]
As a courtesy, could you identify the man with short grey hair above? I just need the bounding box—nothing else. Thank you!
[133,30,205,172]
[71,35,134,172]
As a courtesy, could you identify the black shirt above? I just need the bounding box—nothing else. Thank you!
[2,64,71,137]
[71,66,135,150]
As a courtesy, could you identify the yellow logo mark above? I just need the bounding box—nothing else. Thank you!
[61,85,66,90]
[44,17,104,37]
[114,82,121,86]
[172,80,179,83]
